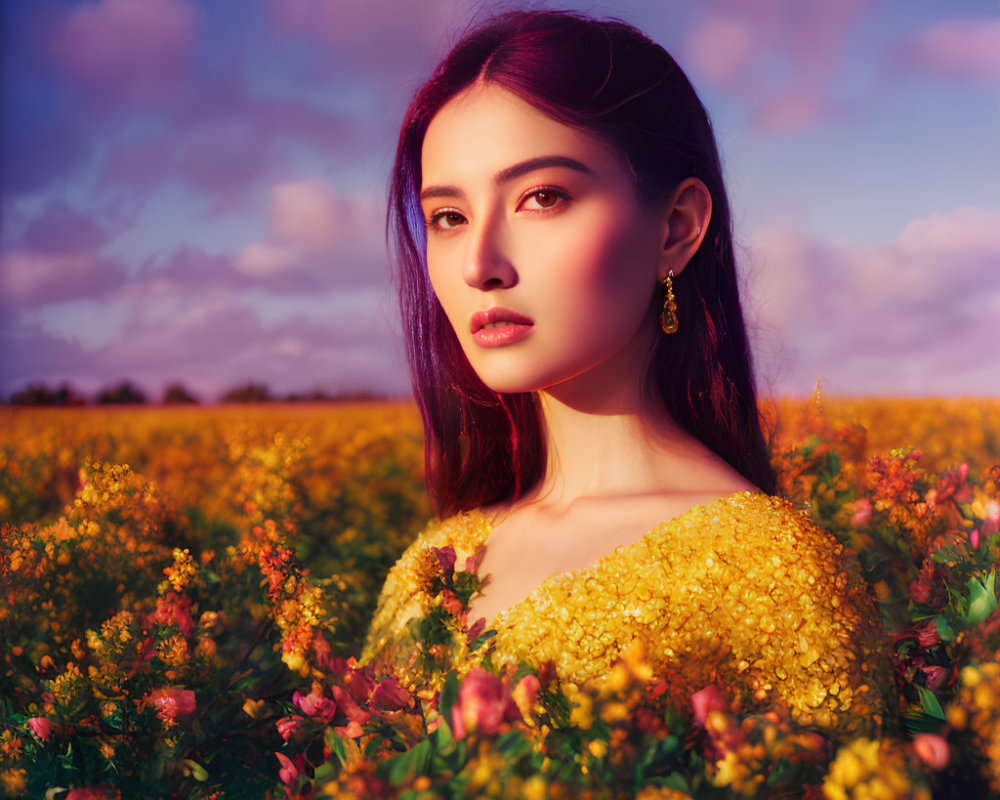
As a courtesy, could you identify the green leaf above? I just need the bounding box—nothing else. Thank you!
[325,727,347,766]
[901,710,947,734]
[313,761,339,784]
[385,738,433,786]
[184,759,209,782]
[495,730,527,758]
[469,628,496,653]
[434,719,453,750]
[438,671,459,733]
[966,572,998,627]
[364,735,384,759]
[934,615,955,642]
[823,450,841,478]
[916,687,945,720]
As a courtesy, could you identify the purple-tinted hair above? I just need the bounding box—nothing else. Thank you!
[389,9,776,516]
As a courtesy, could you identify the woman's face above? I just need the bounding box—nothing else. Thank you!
[420,82,667,395]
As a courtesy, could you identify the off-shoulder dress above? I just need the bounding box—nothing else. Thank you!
[364,491,894,737]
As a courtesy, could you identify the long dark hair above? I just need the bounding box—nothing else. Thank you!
[389,9,776,516]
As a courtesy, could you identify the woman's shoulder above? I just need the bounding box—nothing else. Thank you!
[645,490,846,560]
[633,490,866,610]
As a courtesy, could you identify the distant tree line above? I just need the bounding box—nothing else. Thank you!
[3,381,389,406]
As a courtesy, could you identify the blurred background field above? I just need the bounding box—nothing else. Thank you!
[4,396,997,529]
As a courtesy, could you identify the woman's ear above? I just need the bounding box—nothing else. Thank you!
[658,178,712,280]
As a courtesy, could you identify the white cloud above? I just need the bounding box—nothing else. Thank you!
[0,250,123,307]
[745,206,1000,395]
[905,19,1000,83]
[236,242,300,277]
[269,179,343,252]
[236,178,383,281]
[49,0,199,98]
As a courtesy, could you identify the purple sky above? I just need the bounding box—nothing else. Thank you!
[2,0,998,401]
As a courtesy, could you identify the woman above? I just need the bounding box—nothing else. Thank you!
[364,9,892,737]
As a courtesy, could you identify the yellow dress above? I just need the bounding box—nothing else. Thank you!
[363,491,894,737]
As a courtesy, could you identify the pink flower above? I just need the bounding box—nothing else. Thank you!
[909,561,948,610]
[983,501,1000,536]
[433,546,457,575]
[850,498,872,528]
[276,715,306,742]
[440,589,464,617]
[330,684,371,725]
[512,674,541,721]
[915,621,939,648]
[450,668,520,739]
[312,631,332,671]
[276,752,307,785]
[341,659,375,701]
[913,733,949,770]
[28,716,51,742]
[292,683,336,722]
[466,617,487,641]
[148,591,194,637]
[691,684,728,726]
[66,788,116,799]
[971,528,980,549]
[934,464,972,505]
[334,720,365,738]
[147,688,196,725]
[920,665,951,691]
[370,678,414,712]
[465,545,486,574]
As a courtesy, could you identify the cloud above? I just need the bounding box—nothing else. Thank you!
[684,12,757,88]
[0,323,99,395]
[683,0,871,133]
[98,86,360,210]
[235,178,385,288]
[0,252,125,309]
[18,201,109,253]
[0,203,125,308]
[268,179,345,252]
[900,18,1000,84]
[88,287,406,399]
[48,0,199,100]
[0,110,90,198]
[745,207,1000,395]
[236,244,301,279]
[266,0,464,81]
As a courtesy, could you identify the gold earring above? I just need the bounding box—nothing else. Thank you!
[660,270,678,334]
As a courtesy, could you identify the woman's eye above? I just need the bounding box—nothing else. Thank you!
[427,210,466,231]
[520,189,567,211]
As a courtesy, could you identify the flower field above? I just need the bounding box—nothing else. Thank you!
[2,396,999,798]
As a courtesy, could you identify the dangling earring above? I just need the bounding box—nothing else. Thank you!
[660,269,678,334]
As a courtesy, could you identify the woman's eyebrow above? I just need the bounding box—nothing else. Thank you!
[494,155,592,185]
[420,155,592,201]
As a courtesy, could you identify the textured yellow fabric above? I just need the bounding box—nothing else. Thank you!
[364,491,894,737]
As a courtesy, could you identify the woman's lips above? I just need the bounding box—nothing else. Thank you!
[470,307,534,347]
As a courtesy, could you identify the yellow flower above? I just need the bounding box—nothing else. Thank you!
[823,738,929,800]
[0,768,27,797]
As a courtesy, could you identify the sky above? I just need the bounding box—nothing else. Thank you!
[1,0,998,401]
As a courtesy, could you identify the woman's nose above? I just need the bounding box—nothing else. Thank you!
[461,218,517,290]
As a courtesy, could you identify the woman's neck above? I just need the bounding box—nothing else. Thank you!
[524,337,744,513]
